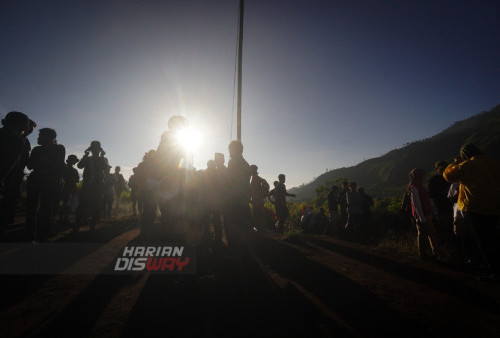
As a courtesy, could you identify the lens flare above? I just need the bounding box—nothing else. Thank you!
[175,127,201,152]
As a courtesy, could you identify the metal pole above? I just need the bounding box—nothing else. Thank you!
[237,0,244,142]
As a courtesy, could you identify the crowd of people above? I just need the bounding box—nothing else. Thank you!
[0,112,126,241]
[405,143,500,282]
[1,112,499,283]
[0,112,297,255]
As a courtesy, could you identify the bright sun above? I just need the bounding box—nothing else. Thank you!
[175,127,201,152]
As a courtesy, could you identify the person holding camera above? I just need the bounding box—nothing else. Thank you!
[443,143,500,282]
[76,141,108,231]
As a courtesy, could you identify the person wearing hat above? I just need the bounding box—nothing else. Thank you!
[0,112,29,187]
[59,154,80,226]
[443,143,500,282]
[77,141,108,231]
[26,128,65,241]
[427,160,453,243]
[1,115,36,231]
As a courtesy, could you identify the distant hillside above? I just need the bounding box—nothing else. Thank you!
[290,104,500,200]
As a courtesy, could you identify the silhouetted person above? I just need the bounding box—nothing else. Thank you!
[103,165,116,218]
[250,164,270,231]
[1,114,35,231]
[326,185,339,235]
[428,160,453,242]
[443,143,500,281]
[338,181,349,228]
[408,168,438,260]
[225,140,251,252]
[128,168,139,216]
[26,128,65,241]
[113,166,125,214]
[59,154,79,226]
[212,152,228,246]
[77,141,108,231]
[359,188,374,225]
[274,174,295,233]
[156,115,190,226]
[345,182,362,238]
[135,150,160,237]
[0,112,28,186]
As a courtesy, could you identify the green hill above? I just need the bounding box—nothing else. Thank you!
[290,104,500,200]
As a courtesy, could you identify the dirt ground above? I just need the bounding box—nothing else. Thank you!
[0,217,499,337]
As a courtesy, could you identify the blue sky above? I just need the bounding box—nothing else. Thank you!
[1,0,499,187]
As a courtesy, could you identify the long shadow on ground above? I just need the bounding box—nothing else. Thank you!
[123,243,334,338]
[252,236,428,337]
[0,219,137,312]
[305,237,499,313]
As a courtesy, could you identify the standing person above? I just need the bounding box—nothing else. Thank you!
[359,188,374,226]
[345,182,363,239]
[128,167,139,216]
[250,164,270,231]
[1,115,35,230]
[113,166,125,214]
[77,141,108,231]
[59,154,80,226]
[443,143,500,281]
[408,168,439,260]
[338,181,349,228]
[103,165,116,218]
[213,152,228,246]
[326,185,339,235]
[274,174,296,233]
[26,128,65,241]
[428,160,453,242]
[156,116,189,226]
[0,112,28,194]
[225,141,251,252]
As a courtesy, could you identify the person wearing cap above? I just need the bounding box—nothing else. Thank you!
[59,154,80,225]
[77,140,108,231]
[26,128,65,241]
[0,112,29,187]
[428,160,453,243]
[1,115,36,230]
[443,143,500,281]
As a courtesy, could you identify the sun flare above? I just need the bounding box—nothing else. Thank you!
[175,127,201,152]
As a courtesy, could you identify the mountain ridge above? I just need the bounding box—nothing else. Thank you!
[290,104,500,200]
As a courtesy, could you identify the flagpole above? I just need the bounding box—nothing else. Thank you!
[237,0,244,142]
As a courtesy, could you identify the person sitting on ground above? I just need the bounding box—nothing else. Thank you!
[443,143,500,281]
